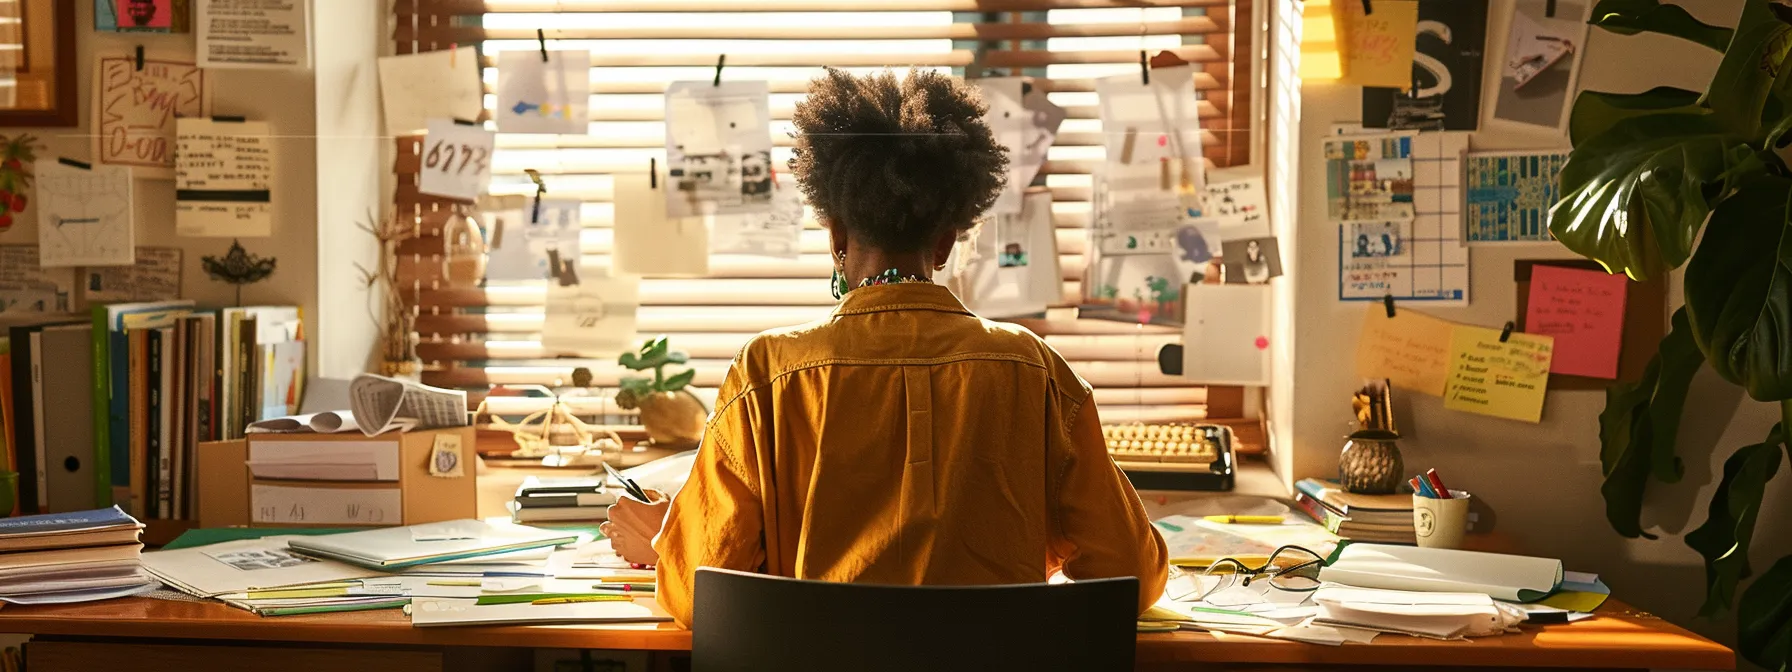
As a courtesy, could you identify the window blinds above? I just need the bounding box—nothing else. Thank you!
[390,0,1260,449]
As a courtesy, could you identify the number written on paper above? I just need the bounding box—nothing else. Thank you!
[418,118,496,202]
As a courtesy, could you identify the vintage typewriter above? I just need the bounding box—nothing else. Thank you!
[1102,423,1235,491]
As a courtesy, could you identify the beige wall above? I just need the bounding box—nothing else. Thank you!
[5,0,320,369]
[1292,0,1792,659]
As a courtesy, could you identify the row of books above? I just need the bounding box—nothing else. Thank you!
[1292,478,1418,545]
[0,302,304,518]
[0,506,155,605]
[511,475,618,525]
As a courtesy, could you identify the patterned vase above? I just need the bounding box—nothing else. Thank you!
[1338,430,1404,495]
[638,388,708,448]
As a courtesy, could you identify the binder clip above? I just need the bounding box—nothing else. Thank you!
[57,158,92,170]
[135,45,145,71]
[212,115,247,123]
[525,169,547,224]
[1546,0,1557,16]
[649,158,658,189]
[1140,50,1149,85]
[452,118,479,126]
[1384,294,1396,318]
[538,29,549,62]
[1362,0,1373,15]
[714,54,726,87]
[1499,321,1516,343]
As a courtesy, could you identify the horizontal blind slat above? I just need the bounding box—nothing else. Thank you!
[421,16,1222,42]
[423,0,1228,13]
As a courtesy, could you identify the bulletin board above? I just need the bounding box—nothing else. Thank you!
[1513,259,1666,390]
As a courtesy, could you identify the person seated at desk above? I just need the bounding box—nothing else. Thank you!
[603,68,1169,627]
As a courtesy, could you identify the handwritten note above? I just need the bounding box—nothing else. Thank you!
[378,47,484,136]
[95,57,209,176]
[1355,307,1454,396]
[1342,0,1419,89]
[1524,265,1628,379]
[417,119,494,202]
[1444,326,1554,423]
[0,246,76,313]
[83,247,184,304]
[251,485,401,525]
[1204,172,1270,241]
[176,118,274,237]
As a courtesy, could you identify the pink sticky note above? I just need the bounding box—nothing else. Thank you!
[1524,266,1629,379]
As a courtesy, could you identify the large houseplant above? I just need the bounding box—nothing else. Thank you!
[1549,1,1792,666]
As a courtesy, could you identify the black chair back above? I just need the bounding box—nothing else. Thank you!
[692,567,1138,672]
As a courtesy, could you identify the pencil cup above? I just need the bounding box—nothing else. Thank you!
[1413,491,1470,549]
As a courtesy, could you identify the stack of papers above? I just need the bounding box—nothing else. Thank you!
[286,520,583,569]
[1317,544,1563,601]
[0,507,158,604]
[410,596,670,627]
[1312,586,1526,640]
[142,536,386,599]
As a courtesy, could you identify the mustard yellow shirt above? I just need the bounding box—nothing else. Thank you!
[652,283,1169,626]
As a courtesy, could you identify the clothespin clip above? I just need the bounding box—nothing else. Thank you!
[135,45,145,71]
[714,54,726,87]
[57,157,92,170]
[212,115,247,123]
[1139,50,1149,85]
[525,169,547,224]
[450,43,458,68]
[1362,0,1373,15]
[452,118,478,126]
[1383,294,1395,318]
[649,158,658,189]
[538,29,549,62]
[1545,0,1557,16]
[1499,321,1516,343]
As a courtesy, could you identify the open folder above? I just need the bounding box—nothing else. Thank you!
[1316,544,1563,602]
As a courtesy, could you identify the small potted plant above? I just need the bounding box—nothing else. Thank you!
[615,336,707,449]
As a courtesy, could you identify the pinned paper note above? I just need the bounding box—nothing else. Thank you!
[94,57,210,176]
[418,119,495,202]
[1444,326,1554,423]
[614,173,708,276]
[378,47,483,136]
[36,162,135,267]
[1355,307,1454,397]
[0,246,76,313]
[1342,0,1419,88]
[496,50,590,135]
[1203,171,1270,241]
[1181,284,1272,386]
[83,247,183,303]
[711,175,802,259]
[1524,265,1627,379]
[541,275,641,357]
[484,200,582,282]
[976,77,1027,215]
[429,433,465,478]
[176,118,274,237]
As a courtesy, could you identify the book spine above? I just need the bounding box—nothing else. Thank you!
[156,328,174,520]
[7,328,36,515]
[128,331,148,519]
[238,317,255,432]
[1293,492,1346,532]
[89,307,112,509]
[145,330,162,520]
[28,332,47,512]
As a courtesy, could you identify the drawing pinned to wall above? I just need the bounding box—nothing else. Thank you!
[1018,86,1068,190]
[1362,0,1487,131]
[0,135,38,233]
[1175,220,1224,284]
[1338,132,1469,304]
[976,77,1028,215]
[711,174,802,259]
[960,190,1061,319]
[94,57,209,177]
[0,246,76,313]
[377,47,483,136]
[496,50,590,135]
[35,161,133,267]
[1201,168,1270,241]
[1348,220,1404,257]
[175,118,274,237]
[1493,0,1590,131]
[541,275,641,357]
[484,200,582,282]
[1221,237,1282,285]
[664,81,772,218]
[1082,169,1191,326]
[1097,65,1206,201]
[1323,134,1415,222]
[95,0,190,32]
[1464,150,1568,244]
[82,247,183,304]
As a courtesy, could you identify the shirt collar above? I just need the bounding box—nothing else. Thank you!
[831,282,974,318]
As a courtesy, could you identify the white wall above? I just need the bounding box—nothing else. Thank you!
[311,0,385,378]
[1290,0,1792,658]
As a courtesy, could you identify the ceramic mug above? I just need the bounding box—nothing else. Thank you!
[1412,491,1470,549]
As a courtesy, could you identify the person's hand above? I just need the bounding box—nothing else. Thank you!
[602,489,670,566]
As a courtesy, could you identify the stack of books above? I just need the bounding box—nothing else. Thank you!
[1293,478,1417,544]
[510,476,616,525]
[0,506,157,604]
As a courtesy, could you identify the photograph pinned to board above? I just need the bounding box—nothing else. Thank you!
[615,172,709,277]
[417,118,495,203]
[1323,134,1415,222]
[96,0,188,32]
[1082,168,1190,326]
[1348,221,1403,257]
[1096,64,1206,200]
[1200,167,1270,241]
[0,246,76,313]
[975,77,1028,215]
[1463,150,1568,244]
[175,118,273,237]
[36,161,134,267]
[378,46,484,136]
[541,275,641,357]
[664,81,772,218]
[1339,0,1419,89]
[1362,0,1488,131]
[83,247,183,304]
[483,199,582,282]
[197,0,311,69]
[712,174,803,259]
[94,56,209,176]
[1082,250,1185,327]
[1018,85,1068,190]
[1220,237,1282,285]
[959,190,1062,320]
[496,50,590,135]
[1493,0,1591,131]
[1174,219,1224,284]
[1181,283,1271,386]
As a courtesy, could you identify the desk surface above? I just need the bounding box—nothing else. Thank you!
[0,596,1733,669]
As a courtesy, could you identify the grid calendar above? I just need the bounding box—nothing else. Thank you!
[1338,132,1471,305]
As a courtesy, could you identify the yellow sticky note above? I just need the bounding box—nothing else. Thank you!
[1444,327,1554,423]
[1355,307,1454,396]
[1341,0,1419,89]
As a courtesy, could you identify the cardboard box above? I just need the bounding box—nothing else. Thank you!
[198,427,477,528]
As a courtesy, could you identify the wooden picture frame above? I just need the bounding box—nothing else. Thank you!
[0,0,78,127]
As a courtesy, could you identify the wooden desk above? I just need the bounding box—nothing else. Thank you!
[0,596,1733,672]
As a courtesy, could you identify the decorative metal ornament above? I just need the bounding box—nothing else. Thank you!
[201,239,277,306]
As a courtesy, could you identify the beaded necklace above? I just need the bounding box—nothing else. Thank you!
[856,268,933,289]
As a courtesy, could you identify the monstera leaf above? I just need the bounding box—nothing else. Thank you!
[1599,372,1659,540]
[1700,0,1789,136]
[1740,554,1792,670]
[1649,309,1704,483]
[1568,87,1703,146]
[1589,0,1734,51]
[1685,176,1792,400]
[1549,113,1743,280]
[1686,425,1784,617]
